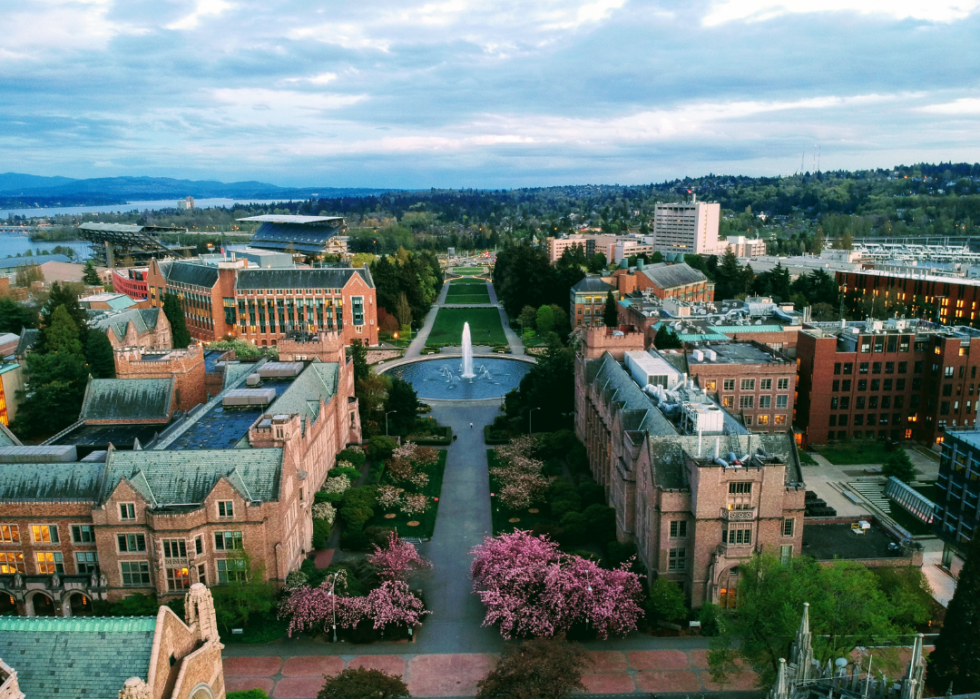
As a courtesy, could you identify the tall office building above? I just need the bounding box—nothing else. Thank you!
[652,197,722,255]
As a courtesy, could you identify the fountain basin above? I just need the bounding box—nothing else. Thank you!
[381,356,534,401]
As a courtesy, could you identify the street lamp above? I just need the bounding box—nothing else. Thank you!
[386,410,398,437]
[327,572,339,642]
[529,407,541,434]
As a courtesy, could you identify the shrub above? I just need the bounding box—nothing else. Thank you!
[543,458,563,477]
[538,429,579,458]
[645,577,688,625]
[312,518,332,549]
[558,512,589,545]
[285,570,308,589]
[577,482,605,508]
[337,447,367,467]
[315,491,345,505]
[365,436,398,461]
[323,475,351,494]
[341,505,375,531]
[342,486,378,509]
[698,602,721,636]
[329,466,361,481]
[341,530,371,551]
[582,504,617,544]
[312,502,337,527]
[605,541,637,569]
[227,690,270,699]
[550,497,581,520]
[363,526,398,551]
[107,593,159,616]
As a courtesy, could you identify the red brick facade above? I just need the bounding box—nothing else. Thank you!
[114,345,208,412]
[837,269,980,327]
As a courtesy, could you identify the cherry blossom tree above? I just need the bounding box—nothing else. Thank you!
[471,530,644,639]
[364,580,431,629]
[368,532,432,582]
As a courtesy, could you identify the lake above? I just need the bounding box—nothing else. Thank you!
[0,198,300,219]
[0,234,92,261]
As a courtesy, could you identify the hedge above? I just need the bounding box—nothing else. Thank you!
[407,425,452,446]
[484,425,510,444]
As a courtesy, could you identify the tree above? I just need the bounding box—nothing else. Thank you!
[810,302,838,322]
[40,282,88,347]
[317,668,410,699]
[518,305,537,333]
[367,532,432,581]
[651,251,664,263]
[82,260,101,286]
[504,336,575,433]
[883,448,916,483]
[0,297,38,334]
[350,339,370,383]
[645,577,688,625]
[395,292,413,328]
[162,292,191,348]
[928,533,980,694]
[587,252,606,273]
[535,305,554,335]
[85,329,116,378]
[602,290,618,327]
[386,377,419,436]
[210,553,276,633]
[477,635,589,699]
[44,305,83,355]
[15,263,43,288]
[653,324,682,349]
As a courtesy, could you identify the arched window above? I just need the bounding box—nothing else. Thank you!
[190,683,214,699]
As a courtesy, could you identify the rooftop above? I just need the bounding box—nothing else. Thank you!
[640,262,708,289]
[571,275,615,293]
[802,521,907,561]
[53,422,171,453]
[79,377,173,423]
[0,461,105,501]
[238,215,345,224]
[0,254,71,269]
[686,342,791,366]
[235,267,373,290]
[90,307,161,342]
[0,615,157,699]
[79,292,136,310]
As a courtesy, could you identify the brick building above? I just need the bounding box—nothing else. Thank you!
[0,583,225,699]
[932,429,980,563]
[569,275,616,328]
[145,259,378,346]
[0,333,360,612]
[114,345,208,412]
[609,261,714,303]
[111,267,150,300]
[575,327,806,607]
[662,341,797,432]
[796,318,980,446]
[91,307,172,351]
[836,269,980,327]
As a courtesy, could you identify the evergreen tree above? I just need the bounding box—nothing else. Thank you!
[603,290,618,327]
[349,339,369,383]
[928,533,980,693]
[82,260,101,286]
[44,306,84,355]
[85,330,116,379]
[651,251,664,263]
[163,292,191,348]
[882,449,916,483]
[654,325,683,349]
[40,282,88,349]
[386,377,419,436]
[0,297,38,334]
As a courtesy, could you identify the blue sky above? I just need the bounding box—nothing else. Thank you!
[3,0,980,188]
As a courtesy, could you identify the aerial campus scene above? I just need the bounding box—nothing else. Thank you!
[1,1,980,698]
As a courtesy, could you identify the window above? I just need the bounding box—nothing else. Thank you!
[167,567,191,591]
[899,362,908,373]
[895,396,905,409]
[729,482,752,494]
[667,548,686,571]
[842,380,851,392]
[197,564,207,585]
[214,531,243,551]
[723,526,752,545]
[783,518,795,537]
[776,395,788,408]
[740,379,755,391]
[946,367,955,378]
[760,379,772,391]
[943,384,953,397]
[843,362,853,375]
[883,379,893,391]
[195,536,203,555]
[777,378,789,390]
[774,415,787,425]
[856,396,865,409]
[780,545,793,565]
[121,561,151,586]
[120,503,136,520]
[757,415,770,425]
[118,533,147,552]
[882,396,891,409]
[897,378,906,391]
[833,380,840,392]
[914,361,924,374]
[739,396,754,409]
[831,397,838,410]
[869,396,879,409]
[861,340,871,353]
[859,362,869,374]
[873,362,882,374]
[839,397,849,410]
[217,558,247,583]
[32,525,59,544]
[0,552,25,574]
[722,396,734,408]
[834,363,841,375]
[72,525,95,543]
[871,379,880,391]
[723,379,735,391]
[35,552,64,574]
[759,395,771,408]
[669,520,687,538]
[0,525,19,543]
[854,415,864,426]
[163,539,187,558]
[830,415,837,427]
[75,552,99,575]
[218,501,234,518]
[886,362,895,374]
[744,416,753,425]
[874,337,884,353]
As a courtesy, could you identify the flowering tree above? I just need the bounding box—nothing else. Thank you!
[281,577,430,636]
[386,457,415,482]
[407,471,430,489]
[376,485,405,509]
[471,530,644,639]
[322,475,351,494]
[368,532,432,581]
[496,472,550,509]
[414,446,439,465]
[312,502,336,527]
[401,494,429,516]
[365,580,431,629]
[393,441,419,461]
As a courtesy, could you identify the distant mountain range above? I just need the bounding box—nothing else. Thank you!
[0,173,397,208]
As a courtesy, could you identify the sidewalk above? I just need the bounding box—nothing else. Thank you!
[486,282,524,356]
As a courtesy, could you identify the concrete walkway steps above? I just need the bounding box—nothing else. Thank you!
[846,480,892,513]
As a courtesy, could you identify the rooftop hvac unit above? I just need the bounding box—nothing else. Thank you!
[692,349,704,361]
[705,349,717,361]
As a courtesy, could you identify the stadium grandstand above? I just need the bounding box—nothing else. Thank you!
[78,222,195,267]
[239,215,347,257]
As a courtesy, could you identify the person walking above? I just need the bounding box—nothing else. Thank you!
[470,422,473,428]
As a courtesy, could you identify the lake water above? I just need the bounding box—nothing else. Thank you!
[0,198,300,219]
[0,234,92,261]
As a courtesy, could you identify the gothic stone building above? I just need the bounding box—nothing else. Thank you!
[575,327,806,608]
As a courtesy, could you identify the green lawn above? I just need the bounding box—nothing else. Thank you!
[453,266,485,274]
[450,277,488,285]
[363,450,447,540]
[446,284,491,305]
[814,441,894,465]
[426,307,507,346]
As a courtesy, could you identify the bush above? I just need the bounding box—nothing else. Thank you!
[698,602,722,636]
[364,526,397,549]
[566,444,589,476]
[285,570,308,589]
[107,593,159,616]
[558,512,589,545]
[550,497,581,520]
[543,458,563,477]
[538,429,579,458]
[315,491,345,505]
[313,518,332,549]
[337,447,367,467]
[227,690,269,699]
[645,577,688,625]
[577,482,605,508]
[341,530,371,551]
[582,504,617,544]
[329,466,362,481]
[605,541,637,569]
[364,436,397,461]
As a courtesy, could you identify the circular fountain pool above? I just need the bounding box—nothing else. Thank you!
[384,357,533,400]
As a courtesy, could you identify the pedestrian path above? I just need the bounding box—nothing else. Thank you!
[223,648,757,698]
[846,480,892,514]
[485,282,524,356]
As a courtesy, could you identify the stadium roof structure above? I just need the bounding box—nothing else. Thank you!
[239,215,347,256]
[78,222,195,266]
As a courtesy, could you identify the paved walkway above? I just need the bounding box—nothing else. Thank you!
[486,282,524,355]
[223,648,755,698]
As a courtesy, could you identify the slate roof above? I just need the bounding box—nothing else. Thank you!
[163,260,220,288]
[0,461,104,501]
[571,275,614,293]
[79,377,174,423]
[91,308,161,342]
[0,616,156,699]
[267,362,339,423]
[0,422,21,448]
[640,262,707,290]
[235,267,374,290]
[15,328,39,356]
[103,448,283,505]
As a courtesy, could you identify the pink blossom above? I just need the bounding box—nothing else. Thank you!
[368,532,432,581]
[364,580,431,630]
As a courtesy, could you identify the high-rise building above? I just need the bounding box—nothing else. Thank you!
[652,197,722,255]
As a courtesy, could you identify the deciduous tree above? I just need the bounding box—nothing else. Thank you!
[928,533,980,694]
[477,635,589,699]
[317,668,410,699]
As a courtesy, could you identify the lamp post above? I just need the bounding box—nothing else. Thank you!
[386,410,398,437]
[327,572,339,642]
[529,407,541,434]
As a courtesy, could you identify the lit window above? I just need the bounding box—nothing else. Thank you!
[0,525,20,543]
[0,552,25,574]
[167,567,191,591]
[35,552,64,574]
[31,525,59,544]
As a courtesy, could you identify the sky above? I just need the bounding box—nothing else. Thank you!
[3,0,980,188]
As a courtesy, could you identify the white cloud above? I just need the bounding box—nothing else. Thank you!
[168,0,233,31]
[703,0,980,26]
[283,72,338,85]
[919,97,980,114]
[0,0,129,56]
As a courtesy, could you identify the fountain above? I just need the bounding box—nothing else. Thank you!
[461,322,476,378]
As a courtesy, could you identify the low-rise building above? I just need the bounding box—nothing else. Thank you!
[575,327,805,607]
[932,429,980,562]
[569,275,616,328]
[545,234,620,263]
[0,364,23,427]
[725,235,767,257]
[91,307,172,351]
[610,261,714,303]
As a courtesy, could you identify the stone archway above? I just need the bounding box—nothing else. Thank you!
[717,565,741,609]
[29,592,56,617]
[0,592,16,616]
[190,683,214,699]
[68,592,94,616]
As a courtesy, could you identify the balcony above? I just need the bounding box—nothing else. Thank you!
[717,543,755,558]
[720,507,756,521]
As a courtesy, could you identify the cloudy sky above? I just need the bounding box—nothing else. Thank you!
[3,0,980,188]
